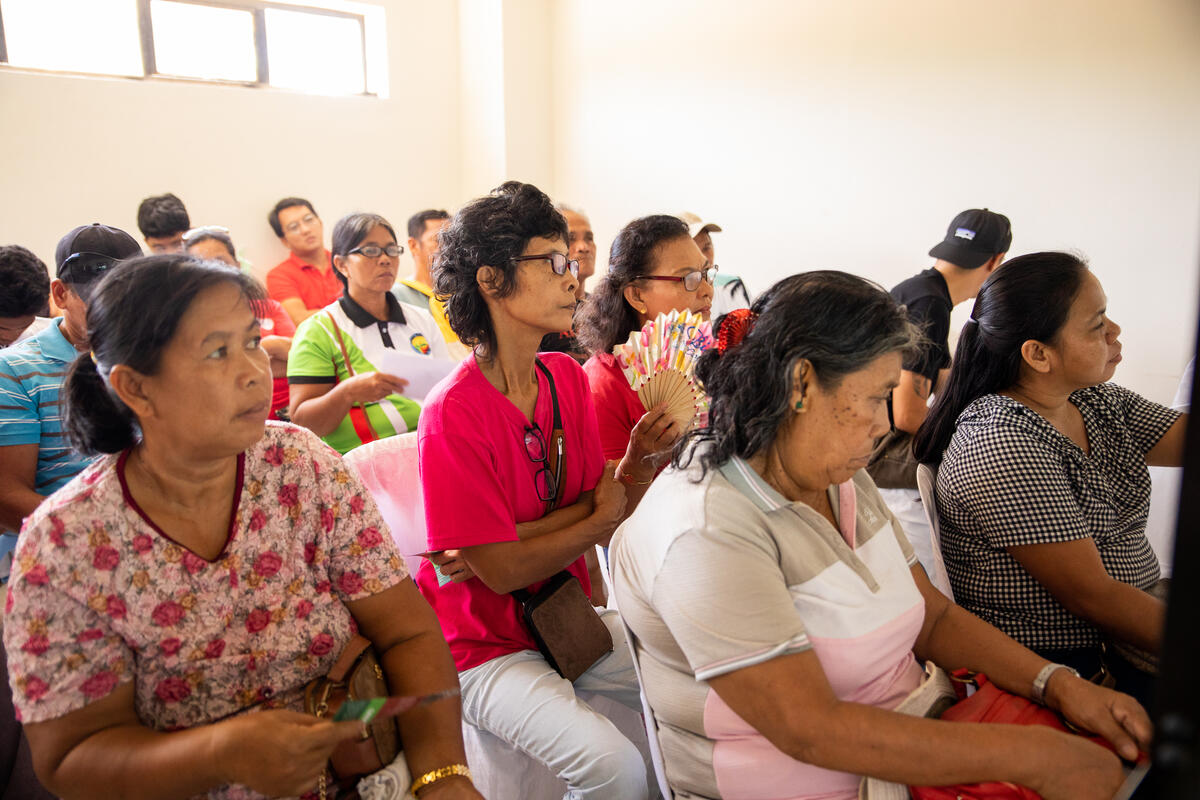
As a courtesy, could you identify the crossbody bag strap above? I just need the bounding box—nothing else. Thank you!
[325,311,378,446]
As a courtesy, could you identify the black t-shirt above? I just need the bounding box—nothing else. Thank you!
[891,268,952,383]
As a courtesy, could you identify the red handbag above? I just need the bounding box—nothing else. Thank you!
[909,671,1114,800]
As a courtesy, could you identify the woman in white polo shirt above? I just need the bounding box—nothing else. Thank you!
[610,272,1150,800]
[288,213,451,454]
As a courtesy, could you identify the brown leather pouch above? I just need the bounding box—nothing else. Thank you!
[513,571,614,682]
[304,634,400,786]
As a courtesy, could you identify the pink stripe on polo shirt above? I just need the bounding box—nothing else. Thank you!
[415,352,605,672]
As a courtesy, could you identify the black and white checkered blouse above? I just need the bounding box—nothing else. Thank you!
[935,383,1180,652]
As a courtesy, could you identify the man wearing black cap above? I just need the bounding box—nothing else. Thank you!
[0,224,141,555]
[869,208,1011,573]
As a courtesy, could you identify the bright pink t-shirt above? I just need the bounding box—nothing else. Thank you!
[582,353,646,463]
[416,352,605,672]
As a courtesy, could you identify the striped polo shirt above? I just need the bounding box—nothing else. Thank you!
[0,318,95,575]
[611,455,925,800]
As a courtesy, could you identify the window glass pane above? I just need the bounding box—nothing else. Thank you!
[2,0,142,76]
[151,1,256,82]
[265,8,365,95]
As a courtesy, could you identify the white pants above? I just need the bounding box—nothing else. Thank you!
[458,608,652,800]
[877,488,935,577]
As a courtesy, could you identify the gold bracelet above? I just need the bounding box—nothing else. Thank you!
[617,468,654,486]
[410,763,473,795]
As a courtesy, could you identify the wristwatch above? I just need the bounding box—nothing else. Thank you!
[1031,662,1080,705]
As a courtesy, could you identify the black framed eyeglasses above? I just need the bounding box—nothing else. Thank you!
[523,425,559,504]
[349,244,405,259]
[639,265,718,292]
[511,252,580,280]
[58,252,116,283]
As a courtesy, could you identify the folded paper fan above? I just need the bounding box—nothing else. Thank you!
[613,310,715,431]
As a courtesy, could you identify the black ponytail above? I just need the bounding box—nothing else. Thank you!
[62,253,264,455]
[912,251,1090,464]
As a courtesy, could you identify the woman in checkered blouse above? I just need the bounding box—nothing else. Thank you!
[914,252,1187,706]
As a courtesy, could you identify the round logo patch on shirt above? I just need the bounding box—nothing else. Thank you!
[410,333,431,355]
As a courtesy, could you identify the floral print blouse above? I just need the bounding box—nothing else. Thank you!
[3,422,408,799]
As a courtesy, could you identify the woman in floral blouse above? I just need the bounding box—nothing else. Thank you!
[3,255,481,800]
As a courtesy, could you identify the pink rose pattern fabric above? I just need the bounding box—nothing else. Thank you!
[4,423,407,798]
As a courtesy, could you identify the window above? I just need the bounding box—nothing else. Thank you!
[0,0,383,96]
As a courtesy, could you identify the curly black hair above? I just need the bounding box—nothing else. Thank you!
[0,245,51,318]
[432,181,568,354]
[676,271,920,478]
[136,193,190,239]
[575,214,691,356]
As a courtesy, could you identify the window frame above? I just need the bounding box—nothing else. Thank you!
[0,0,372,96]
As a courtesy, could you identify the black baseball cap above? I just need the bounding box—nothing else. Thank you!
[55,224,142,298]
[928,209,1012,269]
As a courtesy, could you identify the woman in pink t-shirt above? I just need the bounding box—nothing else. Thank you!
[416,182,651,799]
[575,214,716,519]
[4,255,480,800]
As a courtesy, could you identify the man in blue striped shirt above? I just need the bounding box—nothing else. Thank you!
[0,224,141,579]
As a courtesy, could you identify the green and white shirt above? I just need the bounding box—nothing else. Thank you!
[288,293,451,453]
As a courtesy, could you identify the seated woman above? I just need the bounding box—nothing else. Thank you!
[912,252,1186,705]
[288,213,452,454]
[416,182,651,799]
[4,255,480,800]
[184,226,295,420]
[575,214,715,517]
[611,271,1150,800]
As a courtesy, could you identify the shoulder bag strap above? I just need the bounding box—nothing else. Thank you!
[325,311,378,446]
[533,358,565,510]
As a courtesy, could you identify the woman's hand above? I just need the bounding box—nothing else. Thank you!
[1027,727,1126,800]
[215,709,366,797]
[619,404,683,483]
[1044,670,1152,761]
[590,461,628,532]
[342,371,409,404]
[428,549,475,583]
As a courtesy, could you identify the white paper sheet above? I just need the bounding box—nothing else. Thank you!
[371,352,457,403]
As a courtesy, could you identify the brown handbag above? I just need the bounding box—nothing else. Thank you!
[867,428,919,489]
[304,634,401,789]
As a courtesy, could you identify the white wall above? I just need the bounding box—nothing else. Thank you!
[3,0,1198,402]
[551,0,1200,403]
[0,0,462,282]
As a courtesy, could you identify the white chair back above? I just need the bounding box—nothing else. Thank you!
[343,432,426,577]
[915,463,954,601]
[619,617,675,799]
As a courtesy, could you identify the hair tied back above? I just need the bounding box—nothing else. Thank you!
[717,308,758,355]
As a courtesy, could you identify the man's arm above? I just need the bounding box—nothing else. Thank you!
[892,369,933,435]
[0,444,43,531]
[279,299,318,325]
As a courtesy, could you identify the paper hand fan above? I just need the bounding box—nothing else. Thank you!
[612,310,715,431]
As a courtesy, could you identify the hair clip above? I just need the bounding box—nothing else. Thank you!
[717,308,757,355]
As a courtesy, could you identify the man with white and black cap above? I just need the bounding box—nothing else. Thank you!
[869,208,1011,576]
[678,211,752,318]
[0,224,141,562]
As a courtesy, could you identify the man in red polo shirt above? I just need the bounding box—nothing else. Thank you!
[265,197,340,324]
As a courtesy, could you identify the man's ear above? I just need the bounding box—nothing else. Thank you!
[407,237,419,254]
[50,279,71,307]
[108,364,154,420]
[476,265,503,299]
[985,252,1007,274]
[622,283,648,316]
[1019,339,1053,374]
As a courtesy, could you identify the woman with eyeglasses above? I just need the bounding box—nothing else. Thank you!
[415,182,652,799]
[287,213,452,454]
[184,227,295,421]
[575,214,716,519]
